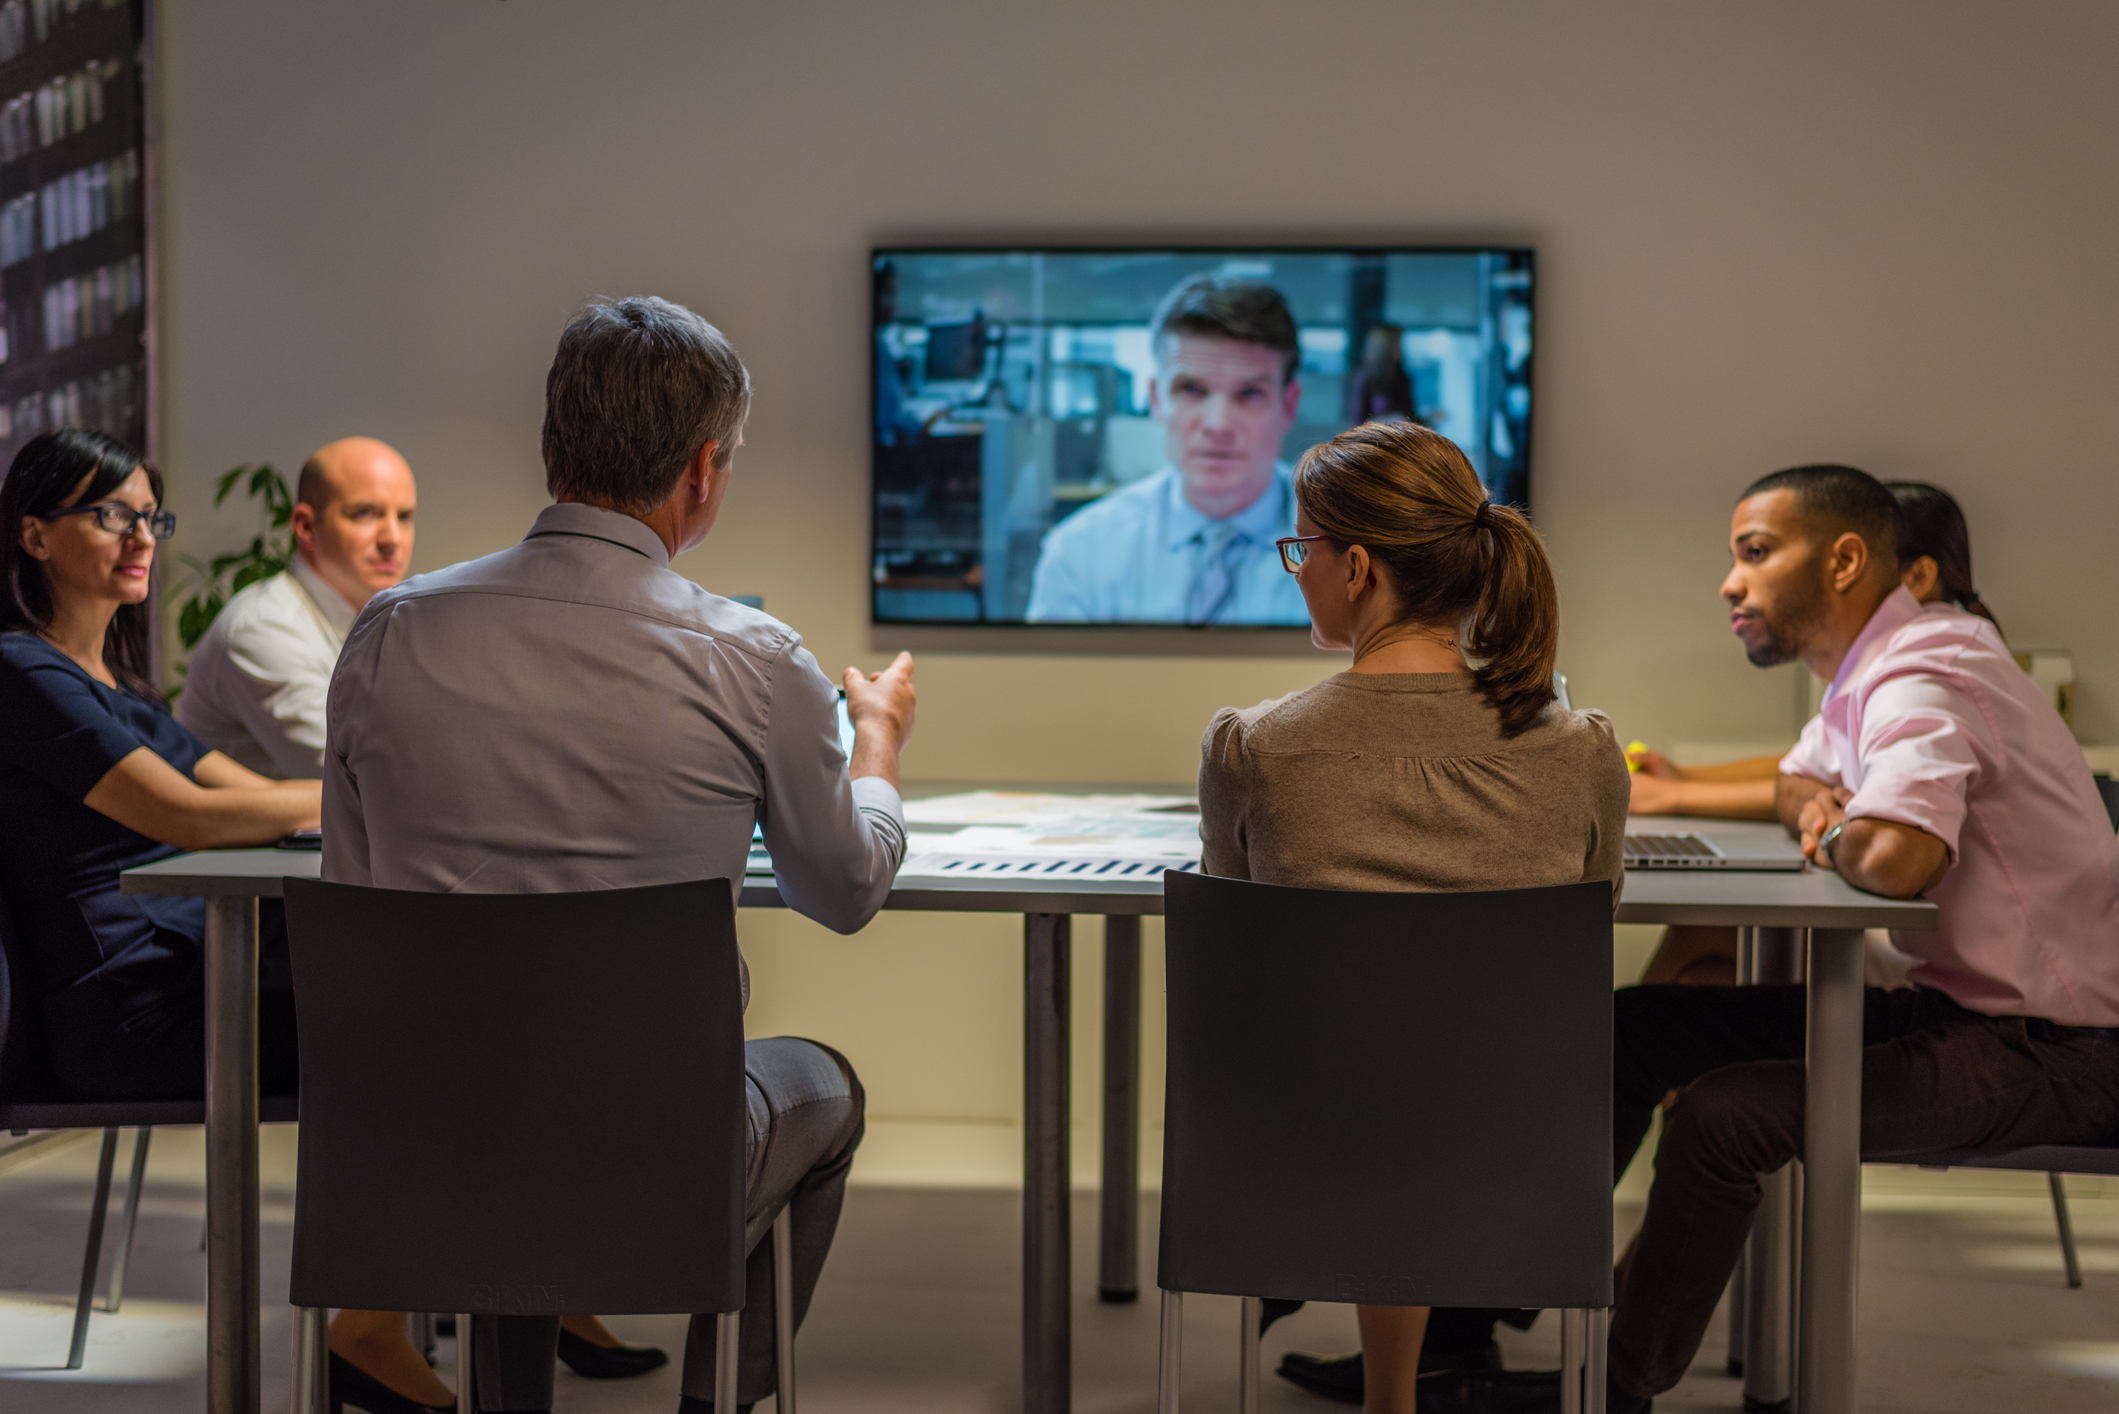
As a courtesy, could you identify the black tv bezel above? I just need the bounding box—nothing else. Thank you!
[868,242,1537,632]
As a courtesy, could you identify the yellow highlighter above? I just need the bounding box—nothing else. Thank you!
[1625,740,1651,773]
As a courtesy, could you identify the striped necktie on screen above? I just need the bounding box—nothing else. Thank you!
[1187,523,1247,624]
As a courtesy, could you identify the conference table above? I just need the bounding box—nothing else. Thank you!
[121,803,1934,1414]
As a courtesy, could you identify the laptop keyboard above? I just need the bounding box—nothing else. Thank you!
[1623,833,1721,864]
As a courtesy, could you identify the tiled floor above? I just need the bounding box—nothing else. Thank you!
[2,1125,2116,1412]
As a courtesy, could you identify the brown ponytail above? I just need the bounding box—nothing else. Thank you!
[1295,422,1559,736]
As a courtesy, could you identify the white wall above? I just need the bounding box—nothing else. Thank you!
[156,0,2119,1176]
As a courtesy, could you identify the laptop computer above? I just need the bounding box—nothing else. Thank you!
[1623,830,1806,871]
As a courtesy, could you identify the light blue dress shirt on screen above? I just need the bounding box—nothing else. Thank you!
[1023,465,1310,625]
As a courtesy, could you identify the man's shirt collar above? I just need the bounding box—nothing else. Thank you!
[524,502,673,569]
[1159,465,1292,553]
[288,553,361,638]
[1824,585,1924,705]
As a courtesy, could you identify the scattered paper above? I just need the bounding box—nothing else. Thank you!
[903,790,1195,826]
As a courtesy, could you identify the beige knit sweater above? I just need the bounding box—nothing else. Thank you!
[1198,671,1630,907]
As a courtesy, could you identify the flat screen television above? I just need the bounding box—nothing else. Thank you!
[872,246,1534,627]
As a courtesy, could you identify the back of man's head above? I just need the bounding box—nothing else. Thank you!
[543,297,751,515]
[1740,463,1902,572]
[1152,277,1300,384]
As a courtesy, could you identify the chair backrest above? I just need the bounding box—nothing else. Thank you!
[283,876,747,1317]
[1159,871,1614,1310]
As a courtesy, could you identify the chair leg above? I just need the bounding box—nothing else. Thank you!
[715,1310,742,1414]
[457,1314,474,1414]
[293,1305,328,1414]
[2049,1171,2084,1289]
[1559,1307,1586,1414]
[1238,1296,1261,1414]
[773,1207,797,1414]
[66,1128,120,1369]
[410,1312,435,1363]
[1158,1290,1183,1414]
[1586,1307,1609,1414]
[104,1127,151,1313]
[1725,1246,1747,1377]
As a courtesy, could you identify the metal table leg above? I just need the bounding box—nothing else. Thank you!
[1743,926,1802,1414]
[1727,928,1755,1381]
[1744,1165,1798,1414]
[1799,927,1865,1414]
[1099,915,1141,1303]
[206,894,261,1414]
[1024,913,1073,1414]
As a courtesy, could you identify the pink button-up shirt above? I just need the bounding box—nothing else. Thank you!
[1781,587,2119,1025]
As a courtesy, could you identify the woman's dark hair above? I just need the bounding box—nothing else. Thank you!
[0,427,164,701]
[1294,421,1559,736]
[1885,480,2000,636]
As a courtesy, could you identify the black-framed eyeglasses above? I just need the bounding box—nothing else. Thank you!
[1275,534,1334,574]
[45,503,176,539]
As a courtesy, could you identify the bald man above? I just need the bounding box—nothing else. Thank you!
[180,437,417,777]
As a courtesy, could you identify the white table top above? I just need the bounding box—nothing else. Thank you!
[119,811,1936,929]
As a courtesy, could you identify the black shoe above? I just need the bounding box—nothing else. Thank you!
[1277,1351,1365,1404]
[327,1352,456,1414]
[1277,1341,1504,1404]
[1260,1297,1306,1334]
[676,1399,756,1414]
[555,1326,670,1379]
[1423,1368,1650,1414]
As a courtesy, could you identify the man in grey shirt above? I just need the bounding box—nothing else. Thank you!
[324,296,916,1414]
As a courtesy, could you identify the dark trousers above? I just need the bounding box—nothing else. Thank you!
[472,1037,866,1412]
[1607,983,2119,1398]
[45,903,299,1101]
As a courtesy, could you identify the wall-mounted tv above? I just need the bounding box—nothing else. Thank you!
[872,246,1534,627]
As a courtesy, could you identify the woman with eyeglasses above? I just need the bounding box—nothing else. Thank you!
[0,429,318,1104]
[1200,421,1630,1414]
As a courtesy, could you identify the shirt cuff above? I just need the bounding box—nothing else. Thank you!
[850,774,906,828]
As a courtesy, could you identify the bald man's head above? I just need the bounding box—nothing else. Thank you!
[291,437,417,610]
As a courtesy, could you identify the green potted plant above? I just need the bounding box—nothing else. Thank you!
[169,464,295,695]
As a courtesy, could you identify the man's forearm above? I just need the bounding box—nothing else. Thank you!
[1776,773,1836,835]
[849,732,900,788]
[1830,817,1950,898]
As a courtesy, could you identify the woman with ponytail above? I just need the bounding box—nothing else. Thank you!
[1887,480,1999,634]
[1198,421,1629,1414]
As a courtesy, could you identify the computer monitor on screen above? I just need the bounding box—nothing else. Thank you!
[871,245,1534,628]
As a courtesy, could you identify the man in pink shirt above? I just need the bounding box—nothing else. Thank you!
[1562,465,2119,1414]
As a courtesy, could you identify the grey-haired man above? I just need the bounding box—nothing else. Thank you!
[324,296,916,1414]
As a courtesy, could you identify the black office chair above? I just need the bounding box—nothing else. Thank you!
[0,894,298,1369]
[1157,872,1616,1414]
[282,876,794,1414]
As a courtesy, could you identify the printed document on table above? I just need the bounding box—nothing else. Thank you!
[903,789,1196,826]
[896,813,1204,880]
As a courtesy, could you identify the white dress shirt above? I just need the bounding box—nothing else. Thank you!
[1023,465,1309,625]
[178,555,359,778]
[323,503,906,948]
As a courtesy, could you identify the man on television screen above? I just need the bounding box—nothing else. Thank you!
[1024,277,1309,625]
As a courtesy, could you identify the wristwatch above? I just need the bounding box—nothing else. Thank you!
[1817,820,1847,868]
